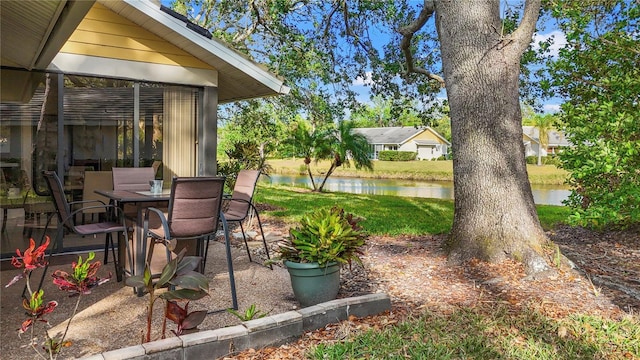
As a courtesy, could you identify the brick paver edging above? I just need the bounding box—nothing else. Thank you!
[81,293,391,360]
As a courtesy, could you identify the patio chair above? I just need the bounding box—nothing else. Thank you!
[112,167,155,191]
[21,169,56,238]
[30,171,127,294]
[222,169,271,269]
[112,167,159,218]
[81,171,113,223]
[141,176,237,309]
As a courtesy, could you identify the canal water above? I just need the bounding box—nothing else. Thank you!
[262,174,570,206]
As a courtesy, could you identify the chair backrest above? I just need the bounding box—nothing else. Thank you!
[226,170,261,218]
[67,165,87,189]
[167,176,226,238]
[112,167,155,191]
[42,171,74,230]
[82,171,114,214]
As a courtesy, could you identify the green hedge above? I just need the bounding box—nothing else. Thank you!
[379,151,416,161]
[525,155,561,166]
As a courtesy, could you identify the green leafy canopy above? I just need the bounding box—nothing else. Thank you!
[545,0,640,228]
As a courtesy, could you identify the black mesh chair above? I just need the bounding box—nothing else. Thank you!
[222,169,271,268]
[141,176,237,309]
[30,171,127,294]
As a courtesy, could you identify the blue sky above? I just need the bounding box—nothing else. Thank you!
[348,22,567,114]
[162,0,566,114]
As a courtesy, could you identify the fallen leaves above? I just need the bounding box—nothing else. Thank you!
[231,227,639,359]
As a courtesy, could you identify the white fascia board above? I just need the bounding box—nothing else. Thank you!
[399,131,424,146]
[121,0,289,95]
[523,133,539,145]
[49,53,218,86]
[35,0,96,69]
[425,126,452,145]
[401,127,451,146]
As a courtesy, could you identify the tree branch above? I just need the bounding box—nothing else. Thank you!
[510,0,542,53]
[234,1,273,44]
[341,1,372,54]
[323,1,341,38]
[398,0,444,86]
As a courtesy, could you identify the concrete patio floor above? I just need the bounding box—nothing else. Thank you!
[0,233,300,359]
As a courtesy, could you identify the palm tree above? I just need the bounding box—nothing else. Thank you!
[317,121,373,192]
[532,114,555,166]
[286,120,331,190]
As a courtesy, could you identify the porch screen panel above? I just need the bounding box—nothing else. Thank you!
[163,87,198,180]
[139,86,163,170]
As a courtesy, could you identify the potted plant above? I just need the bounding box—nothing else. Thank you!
[274,206,367,307]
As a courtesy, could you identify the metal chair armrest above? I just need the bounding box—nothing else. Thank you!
[143,207,171,243]
[69,199,107,207]
[62,203,125,226]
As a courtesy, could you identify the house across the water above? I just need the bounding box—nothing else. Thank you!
[353,127,451,160]
[522,126,571,158]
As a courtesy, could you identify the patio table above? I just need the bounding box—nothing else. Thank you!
[94,189,170,286]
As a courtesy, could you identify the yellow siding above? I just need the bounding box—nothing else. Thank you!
[60,3,215,70]
[412,129,445,143]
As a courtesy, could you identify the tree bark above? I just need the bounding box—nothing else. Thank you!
[434,0,550,274]
[306,166,317,190]
[317,161,337,192]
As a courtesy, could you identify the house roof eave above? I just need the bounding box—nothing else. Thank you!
[101,0,289,102]
[0,0,95,71]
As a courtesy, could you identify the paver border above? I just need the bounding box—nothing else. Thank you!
[83,293,390,359]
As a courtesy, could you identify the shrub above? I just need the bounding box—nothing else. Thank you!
[274,206,367,267]
[379,151,416,161]
[526,155,561,166]
[544,155,562,166]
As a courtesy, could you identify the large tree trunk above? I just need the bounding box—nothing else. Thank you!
[434,0,550,274]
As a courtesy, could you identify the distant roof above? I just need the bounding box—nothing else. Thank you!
[354,127,425,145]
[522,126,571,147]
[353,127,450,146]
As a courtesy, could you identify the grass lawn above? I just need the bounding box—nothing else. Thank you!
[267,158,569,185]
[255,184,571,233]
[253,185,638,359]
[309,307,639,359]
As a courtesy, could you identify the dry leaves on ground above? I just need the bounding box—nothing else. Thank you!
[230,224,639,359]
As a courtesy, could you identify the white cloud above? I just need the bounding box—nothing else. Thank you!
[352,71,373,86]
[532,30,567,58]
[543,103,561,113]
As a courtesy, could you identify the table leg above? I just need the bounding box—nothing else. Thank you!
[112,201,127,282]
[135,203,145,295]
[1,208,7,233]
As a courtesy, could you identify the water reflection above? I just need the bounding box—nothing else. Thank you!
[262,174,570,206]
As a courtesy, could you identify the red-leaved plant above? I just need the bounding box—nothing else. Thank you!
[165,300,207,336]
[125,248,209,343]
[5,236,110,359]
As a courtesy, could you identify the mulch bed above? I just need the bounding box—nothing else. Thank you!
[228,219,639,359]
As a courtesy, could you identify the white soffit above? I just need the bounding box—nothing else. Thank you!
[50,53,218,87]
[99,0,289,103]
[0,0,94,70]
